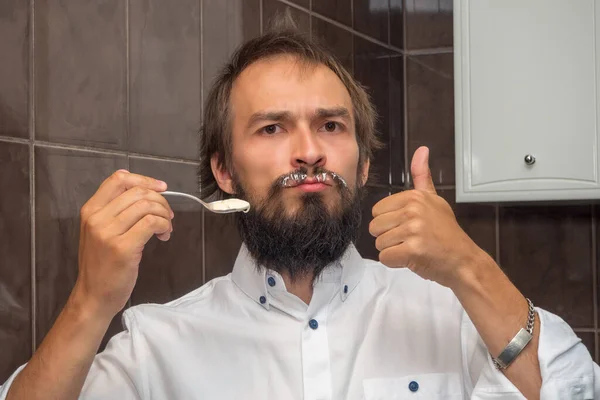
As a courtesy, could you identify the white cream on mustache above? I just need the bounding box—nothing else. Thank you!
[279,171,348,188]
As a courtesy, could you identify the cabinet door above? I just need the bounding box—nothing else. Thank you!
[455,0,600,202]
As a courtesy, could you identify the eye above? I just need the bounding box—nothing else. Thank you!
[261,124,281,135]
[319,121,343,133]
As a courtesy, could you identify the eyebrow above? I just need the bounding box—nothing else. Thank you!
[246,107,352,130]
[246,111,294,129]
[315,107,351,123]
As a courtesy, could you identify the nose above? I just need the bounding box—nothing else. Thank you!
[291,128,326,171]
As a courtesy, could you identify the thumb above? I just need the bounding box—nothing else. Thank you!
[410,146,437,194]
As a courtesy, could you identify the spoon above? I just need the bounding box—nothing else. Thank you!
[162,191,250,214]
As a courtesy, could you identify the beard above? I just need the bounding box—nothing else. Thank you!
[233,168,364,284]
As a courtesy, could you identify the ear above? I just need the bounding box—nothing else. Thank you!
[360,158,370,187]
[210,154,235,195]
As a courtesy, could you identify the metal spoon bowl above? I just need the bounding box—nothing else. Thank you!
[162,191,250,214]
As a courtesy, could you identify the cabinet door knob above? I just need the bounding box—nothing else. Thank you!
[524,154,536,165]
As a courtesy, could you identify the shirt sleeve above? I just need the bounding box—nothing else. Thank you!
[0,309,145,400]
[461,307,598,399]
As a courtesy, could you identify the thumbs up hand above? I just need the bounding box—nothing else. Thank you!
[369,146,485,288]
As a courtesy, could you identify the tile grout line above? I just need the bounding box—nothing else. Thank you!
[573,328,598,333]
[405,47,453,55]
[1,137,202,164]
[0,136,30,145]
[29,0,37,353]
[125,0,130,173]
[402,0,409,190]
[387,49,392,186]
[350,0,354,30]
[308,0,312,39]
[200,0,206,284]
[387,0,391,45]
[125,0,132,310]
[129,153,200,165]
[591,205,598,361]
[259,0,263,35]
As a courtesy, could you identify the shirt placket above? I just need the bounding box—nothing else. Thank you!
[301,282,335,400]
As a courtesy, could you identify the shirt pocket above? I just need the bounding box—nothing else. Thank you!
[363,373,464,400]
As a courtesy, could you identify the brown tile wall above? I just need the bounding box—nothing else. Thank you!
[0,0,597,382]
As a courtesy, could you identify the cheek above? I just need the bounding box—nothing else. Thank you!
[325,141,361,186]
[231,140,288,194]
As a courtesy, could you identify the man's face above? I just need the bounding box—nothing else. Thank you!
[212,56,368,280]
[225,55,367,214]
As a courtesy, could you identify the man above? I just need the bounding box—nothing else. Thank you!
[1,22,597,400]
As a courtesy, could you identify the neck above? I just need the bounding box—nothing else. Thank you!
[281,272,314,305]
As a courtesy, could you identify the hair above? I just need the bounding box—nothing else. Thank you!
[198,11,382,200]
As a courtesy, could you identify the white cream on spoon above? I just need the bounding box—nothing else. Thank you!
[162,191,250,214]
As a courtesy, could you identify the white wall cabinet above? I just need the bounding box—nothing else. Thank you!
[454,0,600,202]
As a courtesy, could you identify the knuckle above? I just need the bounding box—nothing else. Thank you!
[375,237,384,251]
[410,190,424,202]
[368,220,377,236]
[378,249,389,264]
[86,214,101,230]
[135,198,152,211]
[109,239,127,257]
[80,204,90,219]
[111,171,128,184]
[405,205,422,218]
[142,214,158,227]
[408,238,423,256]
[134,186,150,197]
[407,219,423,235]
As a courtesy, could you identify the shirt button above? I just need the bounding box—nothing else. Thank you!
[267,276,276,287]
[343,285,348,294]
[408,381,419,392]
[309,319,319,330]
[259,296,267,304]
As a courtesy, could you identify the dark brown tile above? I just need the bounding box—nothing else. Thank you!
[575,331,596,363]
[354,37,392,186]
[263,0,310,35]
[389,55,404,186]
[204,212,241,282]
[499,205,593,329]
[129,158,204,305]
[405,0,453,50]
[406,54,454,186]
[0,1,29,139]
[438,189,496,260]
[129,0,201,160]
[356,186,391,260]
[0,142,31,383]
[34,1,126,149]
[35,147,127,348]
[202,0,261,100]
[313,1,351,27]
[389,0,404,49]
[312,17,353,72]
[354,0,389,44]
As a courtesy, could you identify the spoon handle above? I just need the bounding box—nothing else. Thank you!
[162,191,208,209]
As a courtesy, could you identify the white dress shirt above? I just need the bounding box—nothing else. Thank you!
[1,244,598,399]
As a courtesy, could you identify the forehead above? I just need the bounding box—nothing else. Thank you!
[230,55,353,117]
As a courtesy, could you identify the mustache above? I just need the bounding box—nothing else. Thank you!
[274,167,348,189]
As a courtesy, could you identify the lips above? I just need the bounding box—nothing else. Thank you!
[300,177,332,186]
[295,182,329,193]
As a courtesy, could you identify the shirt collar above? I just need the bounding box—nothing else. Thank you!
[231,243,366,310]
